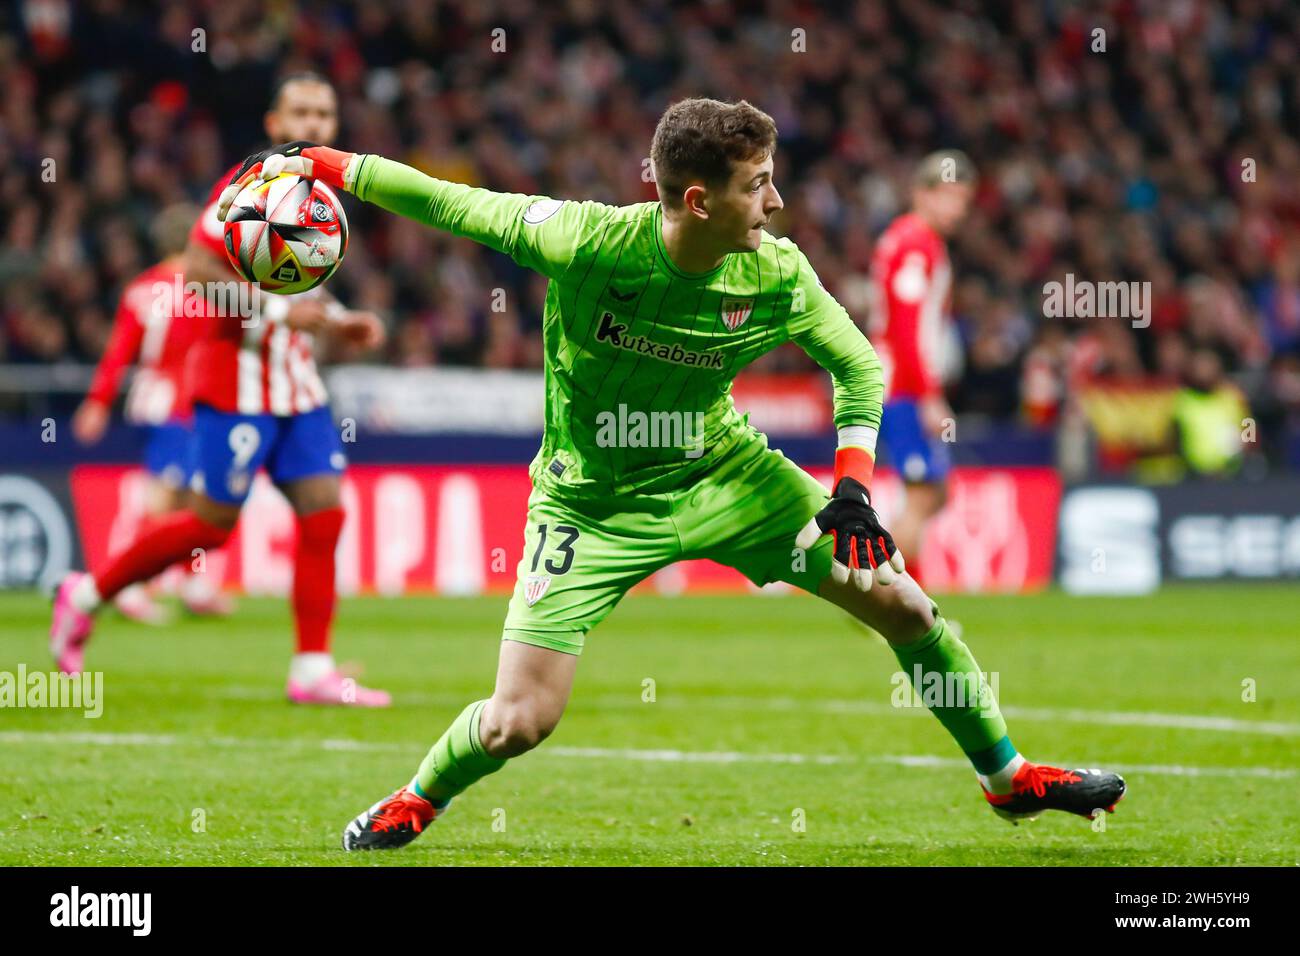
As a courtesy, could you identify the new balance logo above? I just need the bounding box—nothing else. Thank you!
[594,312,723,369]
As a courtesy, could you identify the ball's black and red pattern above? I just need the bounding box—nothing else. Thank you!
[222,173,348,294]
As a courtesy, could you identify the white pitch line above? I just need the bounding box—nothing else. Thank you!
[546,747,1298,780]
[0,730,1294,780]
[547,746,848,765]
[0,730,183,747]
[684,695,1300,737]
[212,685,1300,737]
[999,705,1300,737]
[866,753,1298,780]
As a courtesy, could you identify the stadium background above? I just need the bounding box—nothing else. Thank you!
[2,0,1299,598]
[0,0,1298,875]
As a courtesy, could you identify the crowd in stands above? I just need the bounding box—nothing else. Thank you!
[3,0,1298,464]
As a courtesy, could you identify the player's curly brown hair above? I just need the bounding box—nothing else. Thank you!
[650,98,778,208]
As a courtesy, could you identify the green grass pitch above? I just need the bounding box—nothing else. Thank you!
[1,586,1296,866]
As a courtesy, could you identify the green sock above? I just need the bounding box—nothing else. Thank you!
[891,614,1011,762]
[412,700,506,804]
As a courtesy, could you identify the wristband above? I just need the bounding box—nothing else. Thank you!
[300,145,359,192]
[833,425,878,489]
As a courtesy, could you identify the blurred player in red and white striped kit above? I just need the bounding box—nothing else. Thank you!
[870,151,976,573]
[72,204,235,624]
[53,73,391,706]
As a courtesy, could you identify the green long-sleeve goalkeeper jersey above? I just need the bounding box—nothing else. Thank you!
[352,155,883,497]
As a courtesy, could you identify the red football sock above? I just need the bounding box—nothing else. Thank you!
[95,511,232,602]
[137,513,200,578]
[292,507,344,655]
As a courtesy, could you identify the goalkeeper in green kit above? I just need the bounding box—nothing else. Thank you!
[217,99,1125,850]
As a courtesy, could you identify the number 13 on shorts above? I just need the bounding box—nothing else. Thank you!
[529,523,580,578]
[515,517,582,610]
[502,493,680,654]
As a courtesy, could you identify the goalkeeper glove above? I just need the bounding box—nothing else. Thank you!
[216,141,362,221]
[795,442,905,591]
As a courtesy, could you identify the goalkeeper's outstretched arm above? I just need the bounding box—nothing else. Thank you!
[217,143,602,280]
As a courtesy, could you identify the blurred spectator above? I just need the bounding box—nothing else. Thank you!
[1172,346,1251,476]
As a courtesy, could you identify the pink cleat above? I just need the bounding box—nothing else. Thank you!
[114,584,175,626]
[50,572,96,675]
[287,670,391,708]
[180,588,237,617]
[179,571,236,616]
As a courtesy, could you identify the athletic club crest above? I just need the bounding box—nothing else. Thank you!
[720,296,754,332]
[524,574,552,607]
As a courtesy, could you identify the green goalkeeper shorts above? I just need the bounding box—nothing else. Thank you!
[502,433,835,654]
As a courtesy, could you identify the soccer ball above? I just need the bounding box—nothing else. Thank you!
[222,172,348,294]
